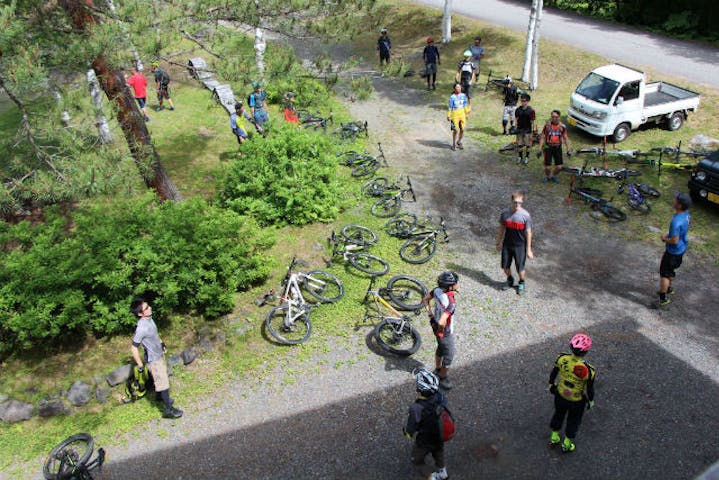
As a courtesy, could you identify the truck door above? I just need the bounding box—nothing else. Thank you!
[612,81,641,128]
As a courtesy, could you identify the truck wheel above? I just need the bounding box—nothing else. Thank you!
[612,123,631,143]
[666,112,684,131]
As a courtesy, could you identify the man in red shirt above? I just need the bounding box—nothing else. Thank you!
[537,109,571,183]
[126,66,150,122]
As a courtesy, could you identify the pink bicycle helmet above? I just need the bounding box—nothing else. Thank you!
[570,333,592,352]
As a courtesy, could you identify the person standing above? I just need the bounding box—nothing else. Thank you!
[447,83,470,151]
[537,109,571,183]
[423,271,459,391]
[496,191,534,295]
[514,93,536,165]
[423,37,441,90]
[501,77,519,135]
[658,193,692,306]
[455,50,476,104]
[126,66,150,122]
[404,368,450,480]
[151,62,175,111]
[377,28,392,66]
[468,37,485,84]
[548,333,596,453]
[248,81,269,133]
[130,298,183,419]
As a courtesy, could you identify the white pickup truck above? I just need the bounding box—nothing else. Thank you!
[567,64,701,143]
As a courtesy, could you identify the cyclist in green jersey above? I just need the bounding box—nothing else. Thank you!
[548,333,595,452]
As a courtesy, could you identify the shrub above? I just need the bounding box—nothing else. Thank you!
[0,194,274,355]
[218,124,352,226]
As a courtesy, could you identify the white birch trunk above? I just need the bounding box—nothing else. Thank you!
[87,69,113,144]
[254,27,266,78]
[522,0,539,82]
[530,0,543,90]
[442,0,453,43]
[53,90,72,127]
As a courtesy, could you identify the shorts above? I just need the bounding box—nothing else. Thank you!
[543,145,563,166]
[411,442,445,468]
[379,51,390,62]
[502,243,527,273]
[135,97,146,109]
[234,128,248,143]
[435,333,455,367]
[503,106,517,122]
[147,358,170,392]
[460,81,472,99]
[448,110,466,132]
[253,109,269,127]
[516,132,533,147]
[659,251,683,278]
[425,63,438,75]
[157,84,171,101]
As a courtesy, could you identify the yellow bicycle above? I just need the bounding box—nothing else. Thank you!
[363,277,422,356]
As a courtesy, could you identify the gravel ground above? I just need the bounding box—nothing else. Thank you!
[14,54,719,480]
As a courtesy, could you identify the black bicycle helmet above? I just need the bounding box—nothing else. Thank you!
[437,271,459,288]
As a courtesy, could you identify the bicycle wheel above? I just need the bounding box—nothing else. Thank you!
[576,187,603,197]
[348,253,389,276]
[44,433,94,480]
[330,127,355,145]
[637,184,660,198]
[361,177,389,196]
[563,166,583,176]
[303,270,344,303]
[265,305,311,345]
[371,197,400,218]
[600,204,627,221]
[612,169,641,178]
[627,196,650,213]
[340,224,378,246]
[386,275,428,311]
[400,236,437,264]
[373,318,421,356]
[351,159,380,178]
[385,213,417,238]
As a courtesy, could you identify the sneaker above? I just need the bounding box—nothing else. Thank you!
[561,438,575,453]
[517,282,526,295]
[155,106,163,112]
[144,116,150,122]
[667,286,675,295]
[542,177,550,183]
[450,145,456,151]
[430,470,449,480]
[501,276,514,291]
[551,176,560,183]
[457,142,463,150]
[523,157,530,165]
[169,106,175,111]
[163,406,183,419]
[549,431,561,446]
[439,377,453,391]
[516,156,522,165]
[432,84,436,90]
[658,296,672,307]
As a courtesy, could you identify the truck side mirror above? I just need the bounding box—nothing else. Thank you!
[615,96,624,106]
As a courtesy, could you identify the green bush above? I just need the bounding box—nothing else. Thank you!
[218,124,352,226]
[0,194,274,355]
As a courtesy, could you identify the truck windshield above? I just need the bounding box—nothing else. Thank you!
[575,73,619,105]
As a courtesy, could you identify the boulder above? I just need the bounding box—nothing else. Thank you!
[198,336,213,352]
[38,400,71,417]
[95,388,110,404]
[67,381,92,406]
[167,354,182,369]
[106,364,133,387]
[181,348,198,366]
[0,399,34,423]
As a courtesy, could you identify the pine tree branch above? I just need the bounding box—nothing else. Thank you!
[181,29,224,58]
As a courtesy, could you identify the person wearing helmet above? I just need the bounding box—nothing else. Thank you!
[496,191,534,294]
[248,81,269,132]
[455,50,476,103]
[404,368,450,480]
[283,92,300,125]
[501,77,519,135]
[377,28,392,66]
[230,101,255,148]
[423,271,459,390]
[422,37,441,90]
[468,37,485,84]
[447,83,470,151]
[151,61,175,111]
[548,333,596,453]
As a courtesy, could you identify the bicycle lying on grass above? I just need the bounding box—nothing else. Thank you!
[327,229,390,276]
[498,133,540,161]
[298,110,333,132]
[264,256,344,345]
[370,177,416,218]
[336,143,387,178]
[363,276,423,356]
[566,176,627,221]
[44,433,105,480]
[361,175,406,197]
[384,214,450,264]
[615,170,660,213]
[330,120,369,145]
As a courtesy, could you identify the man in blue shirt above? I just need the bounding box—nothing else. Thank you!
[658,193,691,306]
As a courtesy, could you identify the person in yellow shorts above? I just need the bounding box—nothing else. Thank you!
[447,83,471,151]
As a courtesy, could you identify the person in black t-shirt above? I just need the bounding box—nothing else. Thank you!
[502,77,519,135]
[423,37,441,90]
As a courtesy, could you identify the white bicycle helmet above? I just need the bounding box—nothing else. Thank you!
[413,367,439,395]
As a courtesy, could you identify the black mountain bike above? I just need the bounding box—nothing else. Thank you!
[398,217,449,264]
[330,120,369,145]
[44,433,105,480]
[567,176,627,221]
[371,177,416,218]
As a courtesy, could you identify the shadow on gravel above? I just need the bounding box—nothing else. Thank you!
[448,263,506,291]
[416,139,450,149]
[362,331,425,374]
[100,319,719,480]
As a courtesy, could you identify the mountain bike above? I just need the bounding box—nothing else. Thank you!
[330,120,369,145]
[574,136,608,168]
[370,177,416,218]
[384,212,421,238]
[327,230,390,276]
[340,224,378,246]
[652,141,706,179]
[566,176,627,221]
[44,433,105,480]
[336,143,387,177]
[498,132,540,160]
[363,277,422,356]
[615,170,661,213]
[264,256,344,345]
[361,175,405,197]
[300,112,333,132]
[398,217,449,264]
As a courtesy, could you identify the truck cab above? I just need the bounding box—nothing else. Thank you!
[688,150,719,205]
[567,64,700,143]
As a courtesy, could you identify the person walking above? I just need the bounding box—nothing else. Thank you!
[455,50,476,104]
[501,77,519,135]
[468,36,485,84]
[423,37,441,90]
[423,271,459,391]
[514,93,536,165]
[130,298,183,419]
[150,62,175,111]
[548,333,596,453]
[447,83,470,151]
[377,28,392,66]
[126,66,150,122]
[657,193,692,307]
[496,191,534,295]
[248,81,269,133]
[404,368,450,480]
[537,109,571,183]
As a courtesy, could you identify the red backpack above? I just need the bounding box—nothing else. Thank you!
[435,404,456,442]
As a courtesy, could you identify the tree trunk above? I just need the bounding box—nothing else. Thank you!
[522,0,538,82]
[254,27,266,78]
[529,0,543,90]
[59,0,181,201]
[86,69,114,144]
[442,0,453,43]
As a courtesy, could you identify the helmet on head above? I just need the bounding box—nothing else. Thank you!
[463,50,472,57]
[380,28,388,34]
[252,81,262,89]
[570,333,592,353]
[427,37,434,43]
[413,367,439,395]
[437,271,459,288]
[151,61,160,68]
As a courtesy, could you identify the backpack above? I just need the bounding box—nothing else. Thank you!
[159,70,170,86]
[435,404,456,442]
[125,365,149,402]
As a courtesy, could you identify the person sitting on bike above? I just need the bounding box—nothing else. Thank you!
[283,91,300,125]
[502,77,519,135]
[537,109,571,183]
[514,93,536,165]
[455,50,476,104]
[447,83,470,151]
[404,368,450,480]
[423,271,459,391]
[548,333,596,453]
[423,37,440,90]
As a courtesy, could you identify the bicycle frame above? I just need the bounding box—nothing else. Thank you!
[363,278,406,323]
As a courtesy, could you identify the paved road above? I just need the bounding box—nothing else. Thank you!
[414,0,719,89]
